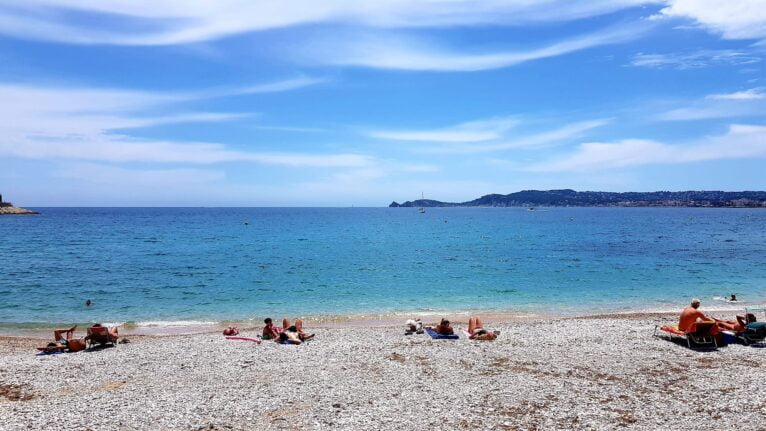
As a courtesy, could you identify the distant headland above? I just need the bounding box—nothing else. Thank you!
[0,194,38,215]
[390,189,766,208]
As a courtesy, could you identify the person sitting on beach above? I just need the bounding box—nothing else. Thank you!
[405,318,423,335]
[37,325,86,353]
[429,318,454,336]
[223,326,239,336]
[84,323,119,343]
[678,298,714,332]
[282,318,315,341]
[262,318,281,340]
[467,316,498,341]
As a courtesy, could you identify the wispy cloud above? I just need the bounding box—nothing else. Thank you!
[0,1,660,45]
[630,49,761,69]
[707,87,766,100]
[656,0,766,41]
[368,116,518,143]
[298,24,652,71]
[528,124,766,172]
[417,120,609,154]
[657,88,766,121]
[0,82,370,168]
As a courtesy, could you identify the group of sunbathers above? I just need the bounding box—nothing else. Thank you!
[37,323,119,353]
[222,318,315,344]
[678,298,756,333]
[409,316,499,340]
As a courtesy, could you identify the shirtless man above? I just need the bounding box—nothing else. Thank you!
[262,318,280,340]
[678,298,714,331]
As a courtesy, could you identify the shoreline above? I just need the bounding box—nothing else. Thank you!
[1,304,754,339]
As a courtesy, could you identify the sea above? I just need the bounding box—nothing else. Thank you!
[1,207,765,334]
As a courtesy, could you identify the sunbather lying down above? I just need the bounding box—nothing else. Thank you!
[276,319,315,344]
[467,316,498,340]
[427,318,454,335]
[716,313,757,332]
[37,325,86,353]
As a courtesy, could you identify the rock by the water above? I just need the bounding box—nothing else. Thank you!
[0,205,38,215]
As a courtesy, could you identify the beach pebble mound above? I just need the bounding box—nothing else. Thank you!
[0,316,764,430]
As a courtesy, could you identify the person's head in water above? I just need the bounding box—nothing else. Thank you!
[264,318,273,325]
[85,299,92,307]
[730,294,737,301]
[691,298,701,309]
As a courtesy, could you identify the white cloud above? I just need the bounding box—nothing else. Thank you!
[299,24,651,71]
[418,120,610,154]
[529,124,766,172]
[630,49,761,69]
[0,1,660,45]
[368,116,518,143]
[707,88,766,100]
[658,0,766,40]
[0,82,370,168]
[658,88,766,121]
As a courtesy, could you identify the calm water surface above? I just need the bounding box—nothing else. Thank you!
[1,207,765,329]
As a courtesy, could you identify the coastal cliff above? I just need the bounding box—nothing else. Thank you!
[390,189,766,208]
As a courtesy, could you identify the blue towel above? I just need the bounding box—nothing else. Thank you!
[425,328,459,340]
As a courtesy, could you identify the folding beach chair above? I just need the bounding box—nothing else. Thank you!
[86,326,117,348]
[654,321,718,350]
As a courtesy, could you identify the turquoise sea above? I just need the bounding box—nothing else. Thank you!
[1,207,765,332]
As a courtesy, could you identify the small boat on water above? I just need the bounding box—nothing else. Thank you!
[418,192,426,213]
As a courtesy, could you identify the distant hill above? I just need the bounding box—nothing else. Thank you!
[389,189,766,208]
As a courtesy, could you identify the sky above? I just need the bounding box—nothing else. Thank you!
[0,1,765,206]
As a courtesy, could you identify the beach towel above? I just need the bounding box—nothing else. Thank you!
[425,328,459,340]
[225,336,262,344]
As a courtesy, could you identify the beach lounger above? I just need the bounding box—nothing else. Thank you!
[654,321,718,349]
[738,307,766,346]
[86,326,117,348]
[425,328,459,340]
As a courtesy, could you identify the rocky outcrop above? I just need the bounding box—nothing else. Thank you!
[0,205,38,215]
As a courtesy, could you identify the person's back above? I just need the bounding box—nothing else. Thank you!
[678,299,708,331]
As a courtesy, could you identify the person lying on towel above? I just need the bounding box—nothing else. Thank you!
[428,318,454,335]
[37,324,86,353]
[467,316,498,340]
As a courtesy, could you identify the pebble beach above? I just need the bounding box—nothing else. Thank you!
[1,313,764,430]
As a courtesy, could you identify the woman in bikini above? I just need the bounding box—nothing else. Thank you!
[467,316,498,340]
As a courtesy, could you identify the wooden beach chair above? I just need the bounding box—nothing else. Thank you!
[654,321,718,349]
[86,326,117,348]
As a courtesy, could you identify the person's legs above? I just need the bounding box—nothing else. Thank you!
[475,317,484,330]
[468,317,477,334]
[716,321,738,331]
[53,324,77,341]
[283,319,291,329]
[108,326,119,341]
[295,319,303,332]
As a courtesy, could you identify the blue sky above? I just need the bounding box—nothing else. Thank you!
[0,1,765,206]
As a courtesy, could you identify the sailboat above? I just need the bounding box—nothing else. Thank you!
[418,192,426,213]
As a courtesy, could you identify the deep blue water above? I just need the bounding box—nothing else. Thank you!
[1,207,765,328]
